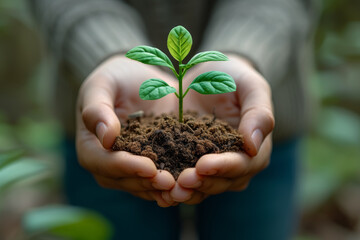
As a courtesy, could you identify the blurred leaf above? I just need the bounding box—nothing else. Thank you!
[0,149,23,169]
[24,205,113,240]
[317,32,345,68]
[0,158,47,193]
[0,115,18,150]
[16,118,63,151]
[342,21,360,56]
[300,166,339,211]
[316,107,360,145]
[300,135,360,211]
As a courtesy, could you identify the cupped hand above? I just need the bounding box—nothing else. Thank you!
[76,55,178,207]
[169,55,275,204]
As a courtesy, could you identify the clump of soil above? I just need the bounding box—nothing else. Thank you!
[112,113,244,179]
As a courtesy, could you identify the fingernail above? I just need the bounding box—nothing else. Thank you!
[96,122,107,145]
[251,129,263,153]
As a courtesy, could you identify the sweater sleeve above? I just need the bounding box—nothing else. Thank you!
[200,0,314,85]
[29,0,150,79]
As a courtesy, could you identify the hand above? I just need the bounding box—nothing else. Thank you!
[167,55,275,204]
[76,55,178,207]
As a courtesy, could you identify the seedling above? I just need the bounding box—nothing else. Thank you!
[126,25,236,122]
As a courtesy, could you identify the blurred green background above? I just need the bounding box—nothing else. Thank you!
[0,0,359,239]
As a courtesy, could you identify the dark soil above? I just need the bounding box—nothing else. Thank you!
[112,113,244,179]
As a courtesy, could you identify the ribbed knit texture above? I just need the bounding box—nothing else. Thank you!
[29,0,317,141]
[30,0,150,79]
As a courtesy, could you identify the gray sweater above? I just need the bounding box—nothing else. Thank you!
[29,0,317,142]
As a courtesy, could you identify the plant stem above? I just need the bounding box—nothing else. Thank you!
[178,61,184,123]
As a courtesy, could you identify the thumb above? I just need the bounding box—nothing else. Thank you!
[79,77,120,149]
[237,76,275,157]
[238,107,274,157]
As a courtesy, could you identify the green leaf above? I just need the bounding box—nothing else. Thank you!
[167,25,192,62]
[188,71,236,95]
[139,79,176,100]
[23,205,113,240]
[0,149,23,170]
[126,46,175,70]
[0,158,47,193]
[185,51,228,70]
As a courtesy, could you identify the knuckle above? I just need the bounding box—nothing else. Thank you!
[198,179,215,193]
[199,178,230,195]
[139,178,153,190]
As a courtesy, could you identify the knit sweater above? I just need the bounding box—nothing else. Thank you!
[29,0,317,142]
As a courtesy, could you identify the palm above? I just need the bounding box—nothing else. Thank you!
[183,57,252,129]
[101,57,178,122]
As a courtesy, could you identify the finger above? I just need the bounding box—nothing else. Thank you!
[151,170,176,190]
[79,76,120,149]
[183,192,208,205]
[245,135,272,175]
[169,183,194,202]
[196,176,232,195]
[161,191,176,206]
[177,168,202,188]
[228,177,251,192]
[237,71,275,156]
[77,146,157,178]
[95,175,174,208]
[94,175,155,192]
[195,152,250,178]
[149,191,173,208]
[178,168,238,195]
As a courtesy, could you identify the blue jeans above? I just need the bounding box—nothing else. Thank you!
[63,138,300,240]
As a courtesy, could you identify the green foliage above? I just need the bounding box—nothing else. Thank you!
[125,45,175,71]
[300,106,360,212]
[139,79,176,100]
[126,25,235,122]
[0,149,23,169]
[185,51,228,71]
[0,150,47,194]
[23,205,113,240]
[189,71,236,95]
[0,150,113,240]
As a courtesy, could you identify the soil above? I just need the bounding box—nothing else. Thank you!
[112,112,244,179]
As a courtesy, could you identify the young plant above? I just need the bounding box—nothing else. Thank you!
[126,25,236,122]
